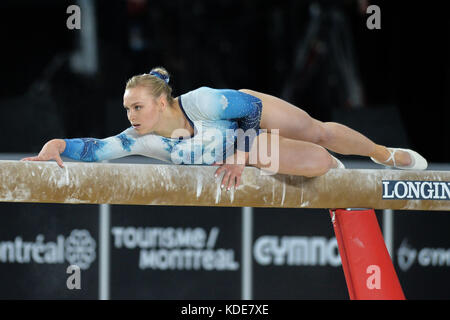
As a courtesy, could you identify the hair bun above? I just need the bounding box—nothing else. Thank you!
[149,67,170,84]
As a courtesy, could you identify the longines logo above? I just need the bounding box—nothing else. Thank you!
[382,180,450,200]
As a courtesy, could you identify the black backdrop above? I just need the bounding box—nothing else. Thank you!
[0,0,448,163]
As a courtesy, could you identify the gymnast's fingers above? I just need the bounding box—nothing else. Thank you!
[22,155,48,162]
[54,155,65,168]
[235,175,241,189]
[221,170,232,189]
[20,156,36,161]
[226,174,236,191]
[21,155,64,168]
[214,165,225,178]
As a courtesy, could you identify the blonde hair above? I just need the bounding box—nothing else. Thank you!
[125,67,174,105]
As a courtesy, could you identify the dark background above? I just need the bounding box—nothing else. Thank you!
[0,0,448,162]
[0,0,449,301]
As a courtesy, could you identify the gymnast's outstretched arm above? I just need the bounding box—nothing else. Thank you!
[21,128,146,168]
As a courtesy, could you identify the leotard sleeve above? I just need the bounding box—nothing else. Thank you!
[61,127,148,162]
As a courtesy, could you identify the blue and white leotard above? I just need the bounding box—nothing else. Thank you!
[61,87,263,165]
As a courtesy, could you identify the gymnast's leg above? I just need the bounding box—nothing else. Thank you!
[248,132,337,177]
[239,89,414,167]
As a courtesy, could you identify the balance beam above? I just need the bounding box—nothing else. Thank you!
[0,160,449,210]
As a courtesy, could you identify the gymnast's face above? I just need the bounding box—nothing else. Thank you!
[123,86,163,135]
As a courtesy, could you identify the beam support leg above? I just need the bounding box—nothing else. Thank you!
[330,208,405,300]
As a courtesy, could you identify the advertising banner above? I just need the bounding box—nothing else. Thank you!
[252,208,348,299]
[0,203,98,299]
[394,211,450,299]
[110,205,242,299]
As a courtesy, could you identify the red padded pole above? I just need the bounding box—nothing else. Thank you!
[330,208,405,300]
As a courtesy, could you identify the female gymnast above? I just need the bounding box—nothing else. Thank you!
[22,67,427,191]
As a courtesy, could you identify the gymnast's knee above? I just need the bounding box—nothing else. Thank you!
[314,121,336,145]
[302,150,335,178]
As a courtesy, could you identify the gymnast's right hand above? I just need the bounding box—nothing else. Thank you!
[21,139,66,168]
